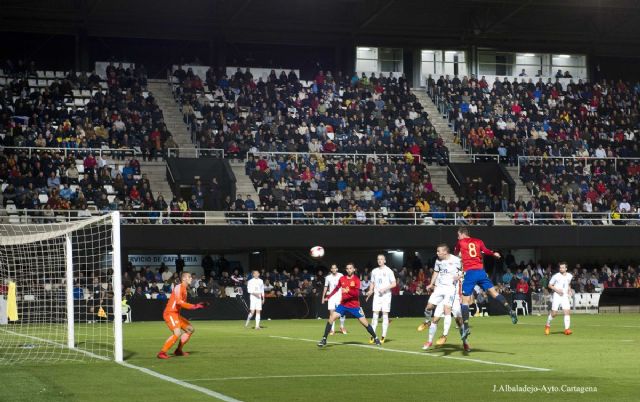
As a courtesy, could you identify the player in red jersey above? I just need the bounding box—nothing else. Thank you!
[455,227,518,344]
[157,272,206,359]
[317,263,381,347]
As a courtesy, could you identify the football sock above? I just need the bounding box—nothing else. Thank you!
[365,324,377,339]
[382,315,389,337]
[461,304,470,328]
[331,321,335,332]
[176,332,191,352]
[546,314,554,326]
[428,323,438,343]
[255,312,261,328]
[339,315,346,328]
[161,334,179,353]
[564,315,570,330]
[424,307,434,322]
[443,314,452,336]
[323,322,332,339]
[245,313,253,327]
[371,312,379,332]
[494,294,511,313]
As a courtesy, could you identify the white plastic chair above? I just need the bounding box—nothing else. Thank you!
[122,304,132,323]
[514,299,528,316]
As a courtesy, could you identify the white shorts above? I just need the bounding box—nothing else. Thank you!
[372,295,391,313]
[551,295,571,311]
[428,286,456,307]
[327,295,341,311]
[435,299,461,318]
[249,295,263,311]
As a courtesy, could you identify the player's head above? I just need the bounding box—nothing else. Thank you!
[345,263,356,275]
[330,264,338,274]
[558,262,568,273]
[252,270,260,278]
[457,226,470,239]
[180,271,192,284]
[436,244,450,260]
[377,254,386,266]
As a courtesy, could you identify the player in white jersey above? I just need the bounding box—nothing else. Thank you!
[418,245,468,351]
[366,254,396,343]
[322,264,346,335]
[545,262,573,335]
[245,270,265,329]
[430,281,469,350]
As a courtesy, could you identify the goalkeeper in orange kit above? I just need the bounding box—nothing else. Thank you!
[157,272,206,359]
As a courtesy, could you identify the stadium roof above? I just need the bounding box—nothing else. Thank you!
[3,0,640,55]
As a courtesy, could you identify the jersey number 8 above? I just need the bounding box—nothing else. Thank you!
[468,243,477,257]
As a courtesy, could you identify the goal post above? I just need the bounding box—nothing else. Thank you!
[0,212,123,364]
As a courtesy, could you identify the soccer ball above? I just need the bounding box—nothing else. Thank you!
[310,246,325,258]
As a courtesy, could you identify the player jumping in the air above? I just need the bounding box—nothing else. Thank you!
[431,281,468,350]
[322,264,346,335]
[157,272,205,359]
[545,262,573,335]
[418,244,469,351]
[455,227,518,344]
[318,263,381,347]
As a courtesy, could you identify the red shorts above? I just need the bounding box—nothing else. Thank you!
[164,313,191,331]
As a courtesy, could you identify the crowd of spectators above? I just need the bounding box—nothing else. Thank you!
[172,66,448,161]
[0,147,165,215]
[228,152,454,222]
[1,59,175,161]
[428,74,640,224]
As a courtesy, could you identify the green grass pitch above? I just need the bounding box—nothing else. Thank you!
[5,314,639,402]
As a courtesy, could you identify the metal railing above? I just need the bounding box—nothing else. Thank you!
[0,146,140,158]
[1,145,225,160]
[2,209,639,226]
[166,148,225,158]
[248,151,421,164]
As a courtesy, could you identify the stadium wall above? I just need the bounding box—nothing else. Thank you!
[121,225,640,252]
[129,294,521,321]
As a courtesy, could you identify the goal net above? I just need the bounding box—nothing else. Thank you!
[0,212,122,364]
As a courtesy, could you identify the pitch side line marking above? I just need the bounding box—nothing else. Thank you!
[119,361,243,402]
[270,335,552,372]
[494,322,640,329]
[183,369,534,382]
[0,328,243,402]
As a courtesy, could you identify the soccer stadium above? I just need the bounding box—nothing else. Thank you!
[1,0,640,400]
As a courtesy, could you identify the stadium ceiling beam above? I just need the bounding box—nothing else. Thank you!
[459,0,640,10]
[598,0,640,40]
[359,0,396,30]
[479,0,533,35]
[227,0,252,25]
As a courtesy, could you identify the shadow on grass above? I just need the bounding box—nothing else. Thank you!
[432,344,514,356]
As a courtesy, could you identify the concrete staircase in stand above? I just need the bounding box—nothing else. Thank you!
[229,161,259,201]
[147,79,198,158]
[139,160,173,201]
[413,89,471,164]
[428,165,459,202]
[505,165,532,202]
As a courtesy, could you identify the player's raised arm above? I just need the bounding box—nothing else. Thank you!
[479,241,500,259]
[173,284,200,310]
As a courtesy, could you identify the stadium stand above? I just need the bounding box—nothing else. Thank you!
[0,60,180,217]
[427,74,640,224]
